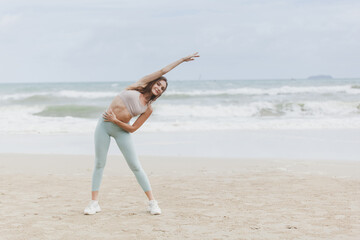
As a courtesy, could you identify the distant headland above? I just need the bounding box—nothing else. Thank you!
[307,75,333,79]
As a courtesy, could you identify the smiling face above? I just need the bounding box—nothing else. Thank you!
[151,80,167,96]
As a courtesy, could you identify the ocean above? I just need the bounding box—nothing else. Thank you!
[1,78,360,134]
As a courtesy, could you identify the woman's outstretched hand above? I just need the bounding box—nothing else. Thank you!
[103,110,117,123]
[182,52,200,62]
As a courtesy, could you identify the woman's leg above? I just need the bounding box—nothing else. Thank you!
[113,130,154,200]
[91,120,111,200]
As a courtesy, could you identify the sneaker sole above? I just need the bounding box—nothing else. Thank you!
[150,211,161,215]
[84,211,96,215]
[84,209,101,215]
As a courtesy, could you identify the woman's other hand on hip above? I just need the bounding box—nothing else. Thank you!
[103,110,117,123]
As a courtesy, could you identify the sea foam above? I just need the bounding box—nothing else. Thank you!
[1,79,360,134]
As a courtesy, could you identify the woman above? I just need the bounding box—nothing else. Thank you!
[84,52,200,215]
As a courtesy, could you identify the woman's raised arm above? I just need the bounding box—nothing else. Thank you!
[128,52,199,88]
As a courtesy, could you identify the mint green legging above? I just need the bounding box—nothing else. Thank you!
[91,117,152,192]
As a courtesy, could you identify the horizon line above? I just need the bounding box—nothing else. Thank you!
[1,77,360,84]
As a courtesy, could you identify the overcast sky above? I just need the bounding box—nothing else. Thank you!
[0,0,359,83]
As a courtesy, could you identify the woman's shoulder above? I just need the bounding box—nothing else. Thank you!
[120,89,139,95]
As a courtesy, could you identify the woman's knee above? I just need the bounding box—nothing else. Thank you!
[95,159,106,169]
[129,163,142,173]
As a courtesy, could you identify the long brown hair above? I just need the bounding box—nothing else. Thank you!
[127,76,168,103]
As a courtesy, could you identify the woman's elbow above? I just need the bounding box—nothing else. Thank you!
[129,127,138,133]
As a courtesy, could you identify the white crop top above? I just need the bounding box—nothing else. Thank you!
[118,90,148,117]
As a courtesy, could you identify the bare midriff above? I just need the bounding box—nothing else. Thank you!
[107,95,132,123]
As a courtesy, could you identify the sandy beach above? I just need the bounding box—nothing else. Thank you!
[0,153,359,240]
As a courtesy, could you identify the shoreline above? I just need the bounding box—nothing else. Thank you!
[1,129,360,161]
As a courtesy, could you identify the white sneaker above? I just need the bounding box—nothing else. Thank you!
[84,200,101,215]
[147,200,161,215]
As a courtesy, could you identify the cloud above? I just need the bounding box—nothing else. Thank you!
[0,14,21,28]
[0,0,359,82]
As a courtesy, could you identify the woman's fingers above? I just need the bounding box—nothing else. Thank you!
[104,111,112,117]
[191,52,199,58]
[103,112,110,121]
[103,111,116,122]
[184,52,200,61]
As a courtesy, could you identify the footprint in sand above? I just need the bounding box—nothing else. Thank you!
[250,226,260,230]
[286,225,298,229]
